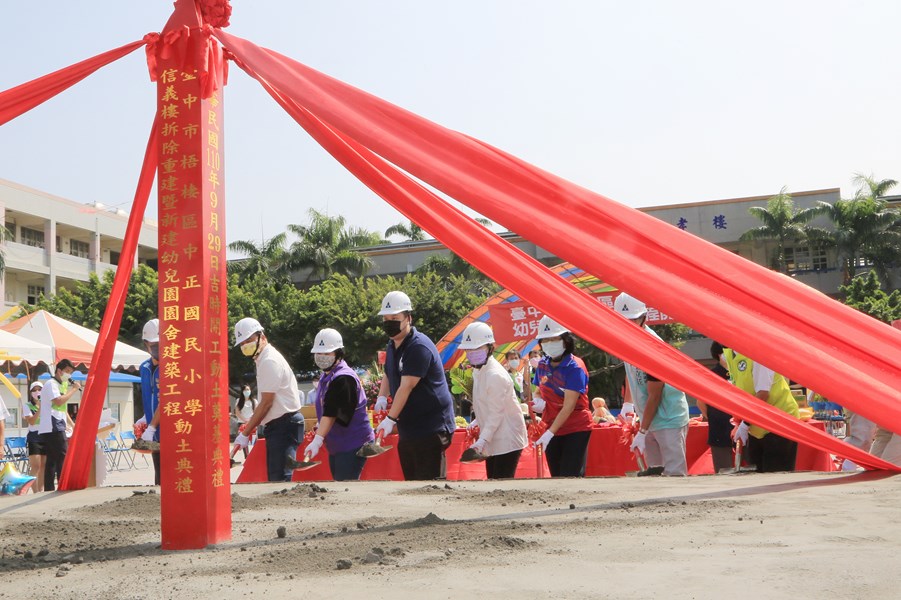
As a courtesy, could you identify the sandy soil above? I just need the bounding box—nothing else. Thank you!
[1,471,899,600]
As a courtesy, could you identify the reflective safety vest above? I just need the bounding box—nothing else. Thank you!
[724,349,799,439]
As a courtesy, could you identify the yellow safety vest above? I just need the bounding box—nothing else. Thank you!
[724,349,799,439]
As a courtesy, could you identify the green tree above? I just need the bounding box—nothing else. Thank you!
[227,232,293,285]
[385,220,427,241]
[28,264,159,346]
[287,209,385,281]
[813,174,901,286]
[739,187,824,273]
[840,270,901,323]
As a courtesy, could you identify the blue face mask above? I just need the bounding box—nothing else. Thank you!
[467,348,489,367]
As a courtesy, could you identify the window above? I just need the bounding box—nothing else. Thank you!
[70,239,90,258]
[785,246,828,272]
[20,227,44,248]
[27,285,45,304]
[109,250,120,266]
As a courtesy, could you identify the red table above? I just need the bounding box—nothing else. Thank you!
[236,421,834,483]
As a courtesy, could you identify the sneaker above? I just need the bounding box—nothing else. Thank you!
[637,466,664,477]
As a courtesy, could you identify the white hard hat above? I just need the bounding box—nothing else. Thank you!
[311,328,344,354]
[142,318,160,343]
[378,290,413,315]
[234,317,264,346]
[613,292,647,319]
[535,315,569,340]
[458,322,495,350]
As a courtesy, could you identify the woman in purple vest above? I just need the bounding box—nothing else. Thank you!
[305,328,375,481]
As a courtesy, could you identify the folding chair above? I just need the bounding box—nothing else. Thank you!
[100,434,129,471]
[5,437,29,473]
[823,402,846,438]
[118,431,148,469]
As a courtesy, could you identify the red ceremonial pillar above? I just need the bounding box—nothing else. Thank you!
[154,1,231,549]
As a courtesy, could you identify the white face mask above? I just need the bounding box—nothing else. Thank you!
[314,353,337,371]
[508,359,521,369]
[529,357,540,369]
[61,372,71,383]
[541,340,566,360]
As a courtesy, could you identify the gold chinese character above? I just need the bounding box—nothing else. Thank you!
[184,244,198,260]
[209,190,218,208]
[184,368,202,384]
[180,154,198,169]
[183,123,199,139]
[161,158,178,174]
[163,342,182,360]
[184,399,203,416]
[161,251,179,265]
[174,476,193,493]
[163,268,180,284]
[183,93,198,109]
[161,104,179,119]
[206,148,220,170]
[160,212,179,228]
[163,401,182,417]
[175,457,193,473]
[174,419,193,435]
[163,383,181,396]
[176,439,192,453]
[211,469,224,488]
[184,306,201,321]
[160,176,178,192]
[182,214,198,229]
[160,69,178,83]
[210,212,219,232]
[211,446,224,464]
[183,275,200,289]
[181,183,199,199]
[180,71,197,81]
[209,359,221,378]
[210,317,221,334]
[163,361,182,379]
[163,286,179,302]
[163,323,181,341]
[160,231,179,248]
[162,122,179,137]
[208,109,219,130]
[208,171,220,187]
[184,337,202,353]
[161,194,178,210]
[163,305,180,321]
[210,255,219,270]
[210,274,220,294]
[208,131,219,149]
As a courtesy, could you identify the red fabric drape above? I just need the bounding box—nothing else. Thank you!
[215,29,901,441]
[232,61,895,470]
[59,118,160,491]
[0,40,147,127]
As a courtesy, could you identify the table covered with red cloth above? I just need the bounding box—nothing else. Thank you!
[235,421,834,483]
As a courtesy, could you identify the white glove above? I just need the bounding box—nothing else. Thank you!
[141,425,157,442]
[630,431,647,454]
[531,397,546,413]
[470,438,487,453]
[136,415,147,426]
[374,396,389,411]
[376,417,396,437]
[467,418,478,430]
[234,433,251,448]
[733,421,749,446]
[620,402,634,418]
[534,430,554,452]
[305,434,325,459]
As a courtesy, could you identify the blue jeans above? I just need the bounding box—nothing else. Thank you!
[328,447,368,481]
[263,412,305,482]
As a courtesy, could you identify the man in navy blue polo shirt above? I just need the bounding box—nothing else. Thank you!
[375,290,456,480]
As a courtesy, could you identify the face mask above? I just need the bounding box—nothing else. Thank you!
[148,344,159,360]
[541,341,566,359]
[241,340,258,357]
[381,319,403,338]
[61,373,71,383]
[314,353,337,371]
[529,357,540,369]
[466,349,488,367]
[242,389,251,398]
[31,391,41,399]
[312,381,319,389]
[508,359,520,369]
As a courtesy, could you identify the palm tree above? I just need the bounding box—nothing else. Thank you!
[288,209,385,281]
[385,220,427,241]
[814,174,901,285]
[739,187,823,273]
[227,232,292,284]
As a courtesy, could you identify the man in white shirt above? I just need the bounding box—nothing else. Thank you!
[39,359,82,491]
[232,317,304,481]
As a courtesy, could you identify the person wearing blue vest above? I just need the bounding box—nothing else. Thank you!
[614,292,690,476]
[374,291,456,480]
[138,318,162,484]
[305,328,375,481]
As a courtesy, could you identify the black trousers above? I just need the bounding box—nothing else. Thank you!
[485,448,523,479]
[544,430,591,478]
[748,432,797,473]
[41,431,67,491]
[397,431,453,480]
[152,451,161,485]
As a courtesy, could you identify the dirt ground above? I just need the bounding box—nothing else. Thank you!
[1,471,899,600]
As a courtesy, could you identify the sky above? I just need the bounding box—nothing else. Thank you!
[1,1,899,256]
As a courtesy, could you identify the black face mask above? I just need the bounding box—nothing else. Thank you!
[381,320,403,338]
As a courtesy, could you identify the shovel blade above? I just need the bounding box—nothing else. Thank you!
[356,441,393,458]
[286,457,322,471]
[459,448,487,464]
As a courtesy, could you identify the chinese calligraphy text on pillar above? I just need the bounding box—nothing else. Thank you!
[157,65,231,549]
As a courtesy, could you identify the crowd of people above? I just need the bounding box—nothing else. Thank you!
[4,288,897,491]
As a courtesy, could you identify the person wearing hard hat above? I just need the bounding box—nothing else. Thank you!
[723,348,799,473]
[374,291,456,480]
[138,318,162,483]
[531,315,594,477]
[233,317,305,481]
[459,322,528,479]
[307,328,375,481]
[614,292,690,476]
